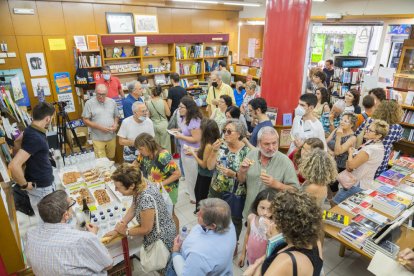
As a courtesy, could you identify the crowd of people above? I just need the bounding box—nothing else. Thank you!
[9,61,414,276]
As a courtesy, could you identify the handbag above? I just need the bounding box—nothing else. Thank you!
[139,194,170,273]
[336,170,357,190]
[158,182,173,216]
[221,179,246,219]
[167,109,179,130]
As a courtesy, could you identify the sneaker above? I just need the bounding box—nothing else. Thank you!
[173,153,180,159]
[180,177,185,182]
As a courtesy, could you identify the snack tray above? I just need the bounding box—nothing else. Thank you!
[88,182,120,206]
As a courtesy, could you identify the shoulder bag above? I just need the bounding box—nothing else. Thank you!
[221,179,246,219]
[150,100,167,120]
[139,193,170,273]
[336,169,357,190]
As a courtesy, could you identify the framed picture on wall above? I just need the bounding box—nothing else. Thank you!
[26,53,48,77]
[106,12,135,34]
[135,15,159,33]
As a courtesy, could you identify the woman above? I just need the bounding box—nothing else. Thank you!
[355,100,403,177]
[244,190,323,276]
[344,89,361,114]
[133,133,181,231]
[211,94,233,131]
[226,105,248,130]
[299,149,338,207]
[206,119,250,240]
[313,87,330,119]
[312,71,326,93]
[240,80,259,132]
[191,119,221,213]
[326,112,357,194]
[175,96,202,204]
[105,164,176,261]
[147,85,171,152]
[333,119,389,204]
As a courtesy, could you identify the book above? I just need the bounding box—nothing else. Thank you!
[74,35,87,51]
[86,35,99,50]
[362,209,390,225]
[404,91,414,105]
[266,233,286,257]
[394,157,414,171]
[322,210,350,228]
[380,169,407,182]
[376,184,395,195]
[352,214,383,232]
[363,239,400,259]
[339,222,375,248]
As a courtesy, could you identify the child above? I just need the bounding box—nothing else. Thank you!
[238,188,277,267]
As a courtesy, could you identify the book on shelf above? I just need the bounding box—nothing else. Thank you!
[322,210,350,228]
[175,45,203,59]
[204,46,217,57]
[74,35,87,51]
[352,214,384,232]
[362,209,390,225]
[176,62,201,75]
[86,35,99,50]
[404,91,414,105]
[363,239,400,259]
[338,222,376,248]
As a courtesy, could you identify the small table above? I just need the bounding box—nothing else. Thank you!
[324,206,414,259]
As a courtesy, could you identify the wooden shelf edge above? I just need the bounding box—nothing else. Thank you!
[142,71,171,76]
[103,56,141,61]
[142,54,174,58]
[111,71,141,76]
[400,122,414,128]
[402,105,414,110]
[80,66,101,69]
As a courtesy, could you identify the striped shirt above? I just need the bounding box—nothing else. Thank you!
[25,223,113,276]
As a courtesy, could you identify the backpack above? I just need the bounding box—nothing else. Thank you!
[74,68,90,88]
[12,184,34,216]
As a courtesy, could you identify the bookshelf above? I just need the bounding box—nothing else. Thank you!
[230,64,261,84]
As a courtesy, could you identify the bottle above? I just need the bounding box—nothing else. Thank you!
[100,216,108,232]
[113,206,121,221]
[180,226,189,242]
[109,213,116,227]
[258,216,269,237]
[82,198,91,223]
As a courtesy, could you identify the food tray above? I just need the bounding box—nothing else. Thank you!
[66,183,95,208]
[88,183,120,206]
[59,167,83,187]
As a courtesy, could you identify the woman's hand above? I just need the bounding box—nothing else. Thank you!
[212,139,222,151]
[238,253,246,267]
[217,164,237,178]
[243,255,265,276]
[103,230,118,238]
[240,157,254,171]
[336,127,344,137]
[398,248,414,271]
[348,147,355,155]
[115,221,128,235]
[172,235,183,252]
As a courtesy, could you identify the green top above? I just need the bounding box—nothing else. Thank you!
[210,144,250,196]
[221,70,232,85]
[243,149,299,218]
[147,98,167,122]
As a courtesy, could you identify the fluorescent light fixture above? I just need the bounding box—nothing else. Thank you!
[223,1,261,6]
[172,0,219,3]
[246,20,265,25]
[312,0,327,2]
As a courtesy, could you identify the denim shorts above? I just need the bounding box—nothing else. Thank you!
[333,185,362,205]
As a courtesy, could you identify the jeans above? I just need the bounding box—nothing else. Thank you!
[166,256,177,276]
[333,185,362,204]
[27,183,56,219]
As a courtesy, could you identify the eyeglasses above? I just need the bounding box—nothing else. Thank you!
[68,198,76,209]
[178,105,186,109]
[366,128,377,134]
[223,128,236,135]
[96,93,106,98]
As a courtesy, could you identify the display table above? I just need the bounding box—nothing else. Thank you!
[324,205,414,259]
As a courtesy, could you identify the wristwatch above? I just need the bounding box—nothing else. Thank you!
[20,182,29,190]
[126,229,129,237]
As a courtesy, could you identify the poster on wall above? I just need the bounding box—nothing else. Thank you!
[135,15,159,33]
[0,69,30,106]
[10,76,24,101]
[311,34,326,63]
[53,72,72,94]
[248,38,256,58]
[26,53,48,77]
[57,93,75,113]
[30,78,51,97]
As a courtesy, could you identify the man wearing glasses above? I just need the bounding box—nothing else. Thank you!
[25,190,113,275]
[83,84,119,159]
[95,66,124,99]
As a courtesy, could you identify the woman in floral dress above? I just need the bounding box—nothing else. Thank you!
[133,133,181,231]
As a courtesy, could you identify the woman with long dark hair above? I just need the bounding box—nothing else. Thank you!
[190,119,221,213]
[344,89,361,114]
[313,87,330,119]
[175,96,203,204]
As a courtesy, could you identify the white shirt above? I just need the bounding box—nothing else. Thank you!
[352,142,385,189]
[289,116,327,154]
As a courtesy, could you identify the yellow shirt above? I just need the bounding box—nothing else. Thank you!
[206,83,235,113]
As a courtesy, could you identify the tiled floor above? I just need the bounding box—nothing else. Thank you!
[16,178,374,276]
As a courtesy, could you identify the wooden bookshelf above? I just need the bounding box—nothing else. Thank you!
[103,56,141,61]
[142,71,172,76]
[111,71,141,76]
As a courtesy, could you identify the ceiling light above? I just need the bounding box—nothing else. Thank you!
[312,0,327,2]
[223,2,261,7]
[246,20,265,25]
[172,0,219,4]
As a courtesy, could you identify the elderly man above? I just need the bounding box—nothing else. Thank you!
[95,66,124,99]
[118,102,154,162]
[123,81,144,118]
[25,190,113,275]
[170,198,236,276]
[83,84,119,159]
[238,127,299,218]
[218,60,231,85]
[206,71,235,116]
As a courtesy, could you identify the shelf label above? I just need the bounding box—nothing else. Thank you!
[114,39,131,44]
[212,37,223,41]
[134,36,147,46]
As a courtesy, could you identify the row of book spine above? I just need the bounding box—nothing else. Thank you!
[78,55,102,68]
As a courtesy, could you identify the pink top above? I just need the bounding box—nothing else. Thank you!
[247,214,268,265]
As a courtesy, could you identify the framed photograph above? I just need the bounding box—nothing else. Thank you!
[26,53,48,77]
[135,14,159,33]
[106,12,135,34]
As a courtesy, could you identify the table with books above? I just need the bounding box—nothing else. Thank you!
[323,156,414,260]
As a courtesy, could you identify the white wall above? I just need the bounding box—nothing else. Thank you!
[240,0,414,19]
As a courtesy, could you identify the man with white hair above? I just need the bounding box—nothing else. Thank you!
[123,81,144,118]
[83,84,119,159]
[321,99,346,134]
[206,71,235,116]
[238,126,299,218]
[118,101,155,162]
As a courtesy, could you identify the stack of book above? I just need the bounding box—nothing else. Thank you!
[372,191,411,218]
[338,222,376,248]
[351,214,385,232]
[363,239,400,259]
[322,210,350,228]
[338,192,373,215]
[218,45,228,56]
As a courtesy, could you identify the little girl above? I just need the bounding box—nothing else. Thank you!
[238,188,277,267]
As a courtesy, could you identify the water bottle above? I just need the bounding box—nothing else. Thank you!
[258,216,269,237]
[180,226,189,242]
[100,216,108,232]
[109,213,116,227]
[113,206,121,221]
[220,156,227,168]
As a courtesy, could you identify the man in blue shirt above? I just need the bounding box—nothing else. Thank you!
[170,198,236,276]
[249,97,273,147]
[233,81,246,107]
[123,81,143,118]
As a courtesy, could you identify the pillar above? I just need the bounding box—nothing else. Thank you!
[260,0,312,125]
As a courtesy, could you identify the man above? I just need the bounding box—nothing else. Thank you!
[138,75,151,101]
[95,66,124,99]
[118,102,155,162]
[25,190,113,275]
[355,95,375,128]
[289,93,326,154]
[9,102,56,218]
[218,60,232,85]
[368,87,386,108]
[233,81,245,107]
[323,59,335,88]
[238,127,298,218]
[168,72,187,114]
[171,198,236,275]
[83,84,119,159]
[248,97,273,147]
[206,71,235,116]
[123,81,143,118]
